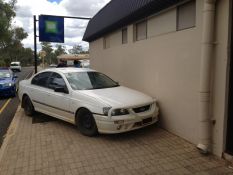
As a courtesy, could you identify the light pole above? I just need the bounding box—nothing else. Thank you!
[33,15,38,73]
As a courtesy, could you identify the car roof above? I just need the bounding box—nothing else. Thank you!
[43,68,96,74]
[11,62,20,64]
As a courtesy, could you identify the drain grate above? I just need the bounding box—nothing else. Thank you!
[32,113,57,124]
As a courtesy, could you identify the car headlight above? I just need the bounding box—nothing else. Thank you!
[111,109,129,116]
[103,107,111,116]
[3,83,13,87]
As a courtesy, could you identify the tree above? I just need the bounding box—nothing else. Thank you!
[54,44,66,56]
[41,42,53,54]
[0,0,16,49]
[68,44,83,54]
[5,27,28,59]
[0,0,33,66]
[41,42,53,65]
[53,44,66,64]
[0,27,28,63]
[12,27,28,41]
[0,59,5,67]
[18,48,34,66]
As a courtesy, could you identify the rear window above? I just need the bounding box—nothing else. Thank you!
[11,63,20,66]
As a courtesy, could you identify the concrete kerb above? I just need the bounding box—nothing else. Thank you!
[0,105,21,167]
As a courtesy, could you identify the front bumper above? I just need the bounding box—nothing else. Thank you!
[0,86,16,97]
[93,110,159,134]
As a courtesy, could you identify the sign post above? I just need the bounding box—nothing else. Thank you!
[33,15,38,73]
[33,14,91,73]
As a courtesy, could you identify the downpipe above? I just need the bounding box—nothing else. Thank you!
[197,0,216,154]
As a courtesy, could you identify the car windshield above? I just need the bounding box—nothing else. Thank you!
[11,63,19,66]
[65,72,119,90]
[0,71,11,78]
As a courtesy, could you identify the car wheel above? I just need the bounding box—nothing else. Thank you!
[23,96,35,116]
[76,109,98,136]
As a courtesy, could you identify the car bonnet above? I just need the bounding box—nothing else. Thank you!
[0,77,13,84]
[79,86,154,108]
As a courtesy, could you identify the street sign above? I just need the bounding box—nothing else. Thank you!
[34,14,91,73]
[39,15,64,43]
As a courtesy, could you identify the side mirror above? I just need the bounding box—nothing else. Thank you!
[54,87,69,94]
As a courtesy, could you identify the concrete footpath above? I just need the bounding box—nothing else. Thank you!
[0,107,233,175]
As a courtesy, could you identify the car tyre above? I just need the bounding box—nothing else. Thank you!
[76,109,98,136]
[23,96,35,116]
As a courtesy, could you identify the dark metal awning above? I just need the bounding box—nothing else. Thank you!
[83,0,187,42]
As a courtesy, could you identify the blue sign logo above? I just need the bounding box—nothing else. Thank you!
[39,15,64,43]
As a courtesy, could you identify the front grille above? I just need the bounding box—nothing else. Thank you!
[133,105,150,113]
[143,117,152,124]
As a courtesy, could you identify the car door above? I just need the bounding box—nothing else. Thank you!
[46,72,74,123]
[30,72,52,112]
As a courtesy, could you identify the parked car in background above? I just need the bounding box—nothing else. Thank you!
[49,64,57,68]
[56,59,90,68]
[19,68,159,136]
[10,62,21,72]
[0,68,18,97]
[81,60,90,68]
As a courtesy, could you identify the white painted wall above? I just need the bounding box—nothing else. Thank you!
[89,0,230,157]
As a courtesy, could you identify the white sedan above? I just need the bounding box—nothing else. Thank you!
[19,68,159,136]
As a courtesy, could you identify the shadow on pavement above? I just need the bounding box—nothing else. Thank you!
[32,112,58,124]
[30,111,161,142]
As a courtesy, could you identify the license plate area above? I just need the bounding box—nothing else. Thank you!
[143,117,152,124]
[133,117,153,128]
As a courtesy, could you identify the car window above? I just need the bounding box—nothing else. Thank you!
[48,72,67,90]
[31,72,52,88]
[65,72,119,90]
[0,70,11,78]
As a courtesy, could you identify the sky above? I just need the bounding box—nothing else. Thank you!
[11,0,111,51]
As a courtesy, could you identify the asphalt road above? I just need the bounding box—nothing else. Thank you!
[0,67,34,146]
